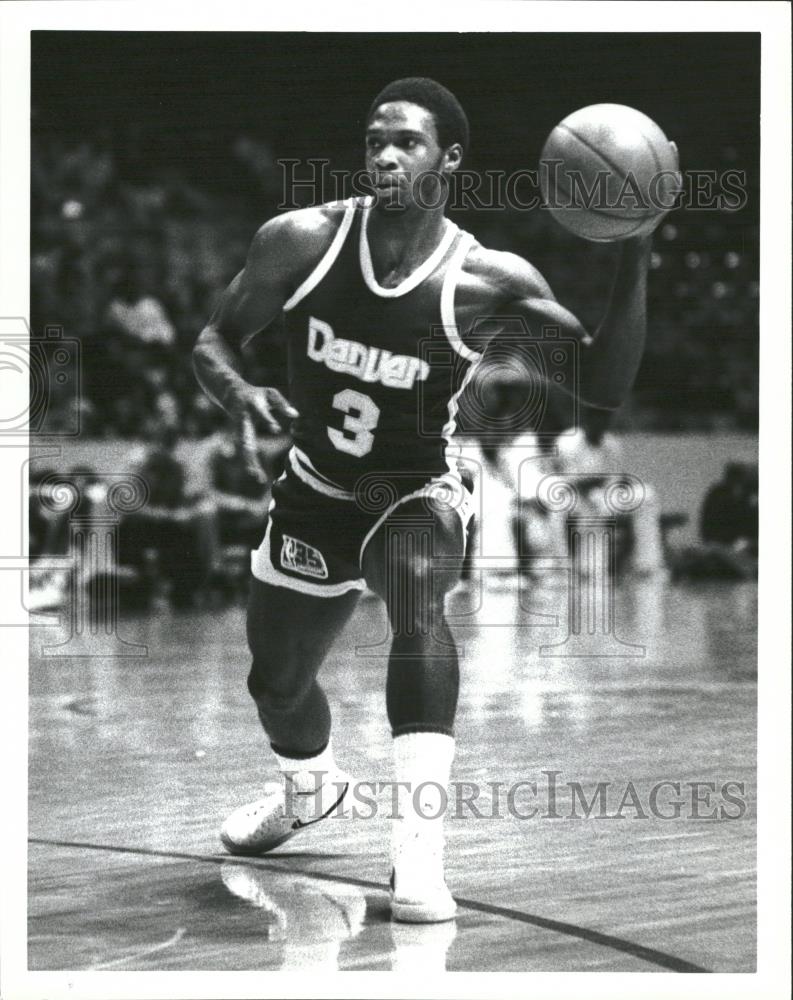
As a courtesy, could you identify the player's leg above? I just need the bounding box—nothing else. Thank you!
[246,576,359,753]
[221,579,360,855]
[363,498,464,739]
[222,462,366,856]
[361,486,470,922]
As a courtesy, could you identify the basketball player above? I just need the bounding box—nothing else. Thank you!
[193,78,671,922]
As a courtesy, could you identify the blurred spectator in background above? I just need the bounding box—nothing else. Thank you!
[29,133,758,442]
[668,462,758,581]
[29,466,66,561]
[118,427,219,609]
[206,433,272,549]
[456,367,573,586]
[28,465,108,612]
[458,367,669,584]
[28,466,72,612]
[199,431,281,599]
[553,411,666,576]
[106,269,176,349]
[700,462,759,550]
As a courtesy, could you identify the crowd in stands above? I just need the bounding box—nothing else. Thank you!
[29,420,758,614]
[27,131,759,611]
[31,133,758,439]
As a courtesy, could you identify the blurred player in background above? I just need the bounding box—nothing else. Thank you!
[455,366,569,586]
[669,461,758,580]
[193,77,673,922]
[552,409,666,575]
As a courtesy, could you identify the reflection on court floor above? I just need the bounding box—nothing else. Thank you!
[28,578,756,972]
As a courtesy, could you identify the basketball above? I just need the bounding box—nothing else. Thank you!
[539,103,680,242]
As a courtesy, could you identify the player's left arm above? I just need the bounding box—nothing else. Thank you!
[481,238,652,410]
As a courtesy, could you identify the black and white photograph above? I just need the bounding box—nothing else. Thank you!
[0,2,790,997]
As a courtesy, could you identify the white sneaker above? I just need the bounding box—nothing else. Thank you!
[220,771,351,856]
[390,918,458,972]
[390,833,457,923]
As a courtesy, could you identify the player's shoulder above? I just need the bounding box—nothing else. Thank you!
[271,200,351,243]
[460,238,554,303]
[248,200,352,269]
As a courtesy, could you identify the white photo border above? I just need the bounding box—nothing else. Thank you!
[1,2,790,999]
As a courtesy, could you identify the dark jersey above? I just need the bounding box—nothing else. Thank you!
[281,197,481,497]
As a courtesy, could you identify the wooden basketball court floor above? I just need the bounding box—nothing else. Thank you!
[28,576,756,973]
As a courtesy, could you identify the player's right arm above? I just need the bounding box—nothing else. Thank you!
[192,207,336,481]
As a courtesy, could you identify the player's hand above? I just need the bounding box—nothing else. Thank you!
[227,384,299,484]
[238,385,299,435]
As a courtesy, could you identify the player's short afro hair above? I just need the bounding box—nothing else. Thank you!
[367,77,470,151]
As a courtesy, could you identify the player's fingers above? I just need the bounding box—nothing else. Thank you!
[267,388,300,421]
[249,396,285,435]
[669,140,679,163]
[239,414,267,483]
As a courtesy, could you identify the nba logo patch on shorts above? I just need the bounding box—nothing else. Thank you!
[280,535,329,579]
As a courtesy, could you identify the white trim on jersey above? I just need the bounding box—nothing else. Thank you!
[251,519,368,597]
[357,472,475,569]
[437,229,483,474]
[289,446,357,501]
[441,359,484,475]
[440,231,480,362]
[283,199,357,312]
[359,197,459,299]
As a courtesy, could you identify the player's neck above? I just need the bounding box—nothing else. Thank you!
[366,204,449,284]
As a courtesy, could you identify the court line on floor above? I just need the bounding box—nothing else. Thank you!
[28,837,709,973]
[89,927,186,970]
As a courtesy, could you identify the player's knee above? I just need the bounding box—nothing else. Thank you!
[389,543,460,594]
[385,553,430,600]
[246,666,308,719]
[248,684,304,721]
[384,559,449,631]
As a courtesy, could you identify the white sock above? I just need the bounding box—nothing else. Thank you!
[273,742,338,794]
[392,732,454,862]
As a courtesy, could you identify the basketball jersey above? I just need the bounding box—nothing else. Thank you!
[281,197,482,497]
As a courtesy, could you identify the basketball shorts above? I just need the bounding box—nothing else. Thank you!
[251,447,475,597]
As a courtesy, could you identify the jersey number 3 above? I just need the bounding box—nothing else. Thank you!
[328,389,380,458]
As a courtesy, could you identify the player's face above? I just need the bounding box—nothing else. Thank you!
[365,101,460,211]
